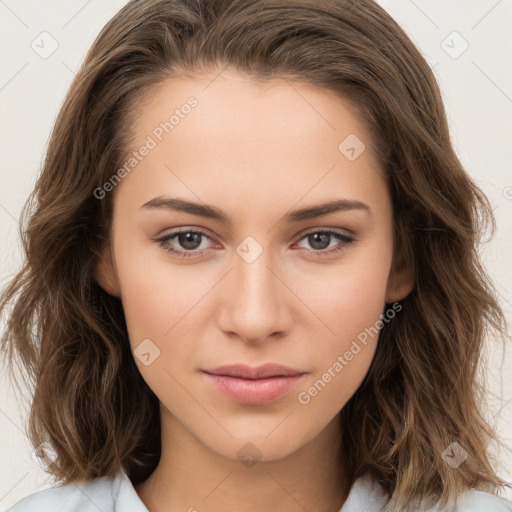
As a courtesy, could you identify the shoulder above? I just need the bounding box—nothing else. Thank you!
[453,487,512,511]
[342,474,512,512]
[5,470,144,512]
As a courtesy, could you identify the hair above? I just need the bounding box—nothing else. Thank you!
[0,0,509,510]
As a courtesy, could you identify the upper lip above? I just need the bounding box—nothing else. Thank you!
[202,363,305,379]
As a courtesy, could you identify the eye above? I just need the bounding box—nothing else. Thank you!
[155,228,217,258]
[294,229,355,257]
[155,227,356,259]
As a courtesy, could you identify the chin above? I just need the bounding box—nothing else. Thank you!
[201,426,313,465]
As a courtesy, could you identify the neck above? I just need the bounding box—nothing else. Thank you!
[135,407,350,512]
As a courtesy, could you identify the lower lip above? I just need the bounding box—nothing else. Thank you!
[203,372,304,405]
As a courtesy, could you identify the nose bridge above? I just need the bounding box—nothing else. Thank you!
[218,241,289,342]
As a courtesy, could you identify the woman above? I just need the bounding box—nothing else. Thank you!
[1,0,511,510]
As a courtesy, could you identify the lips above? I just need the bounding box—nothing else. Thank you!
[203,363,304,379]
[202,364,306,405]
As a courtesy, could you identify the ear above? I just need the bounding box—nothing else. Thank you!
[93,243,121,297]
[386,252,414,303]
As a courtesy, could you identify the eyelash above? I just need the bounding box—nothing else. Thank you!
[155,227,355,259]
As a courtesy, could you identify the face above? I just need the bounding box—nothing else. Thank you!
[95,69,412,463]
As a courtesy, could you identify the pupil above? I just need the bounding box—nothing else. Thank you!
[179,232,201,250]
[309,233,330,250]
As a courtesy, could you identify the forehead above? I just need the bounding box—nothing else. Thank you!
[117,69,389,217]
[129,68,380,162]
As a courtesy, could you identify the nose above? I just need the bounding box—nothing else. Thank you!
[216,247,293,344]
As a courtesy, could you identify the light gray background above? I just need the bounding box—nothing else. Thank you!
[1,0,511,509]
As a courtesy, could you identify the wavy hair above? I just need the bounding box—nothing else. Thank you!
[0,0,509,509]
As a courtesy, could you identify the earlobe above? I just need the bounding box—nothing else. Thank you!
[386,259,414,303]
[93,244,121,297]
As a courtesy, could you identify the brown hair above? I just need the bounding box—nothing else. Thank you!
[1,0,509,509]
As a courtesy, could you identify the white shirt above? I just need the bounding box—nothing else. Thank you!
[6,468,512,511]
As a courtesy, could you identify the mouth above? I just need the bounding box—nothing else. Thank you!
[202,363,307,405]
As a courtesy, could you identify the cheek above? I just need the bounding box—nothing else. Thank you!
[111,227,193,346]
[293,238,392,409]
[301,234,392,344]
[112,233,225,387]
[295,274,384,415]
[112,244,207,400]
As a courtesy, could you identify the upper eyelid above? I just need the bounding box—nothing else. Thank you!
[297,226,354,237]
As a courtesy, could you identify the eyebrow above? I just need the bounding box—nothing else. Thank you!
[139,196,371,224]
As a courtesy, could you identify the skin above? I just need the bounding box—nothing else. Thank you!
[94,68,413,512]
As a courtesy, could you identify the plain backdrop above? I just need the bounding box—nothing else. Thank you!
[1,0,511,509]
